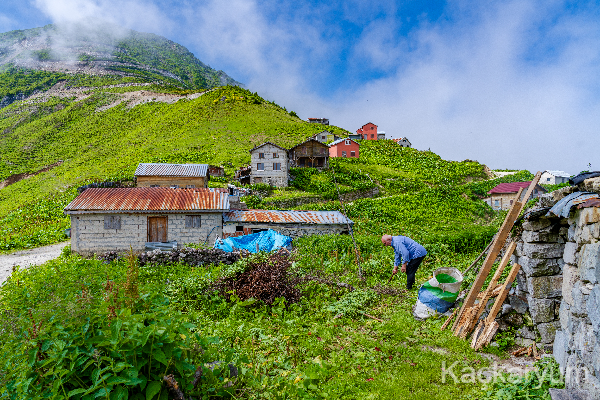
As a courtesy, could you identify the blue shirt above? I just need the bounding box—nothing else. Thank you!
[392,236,427,266]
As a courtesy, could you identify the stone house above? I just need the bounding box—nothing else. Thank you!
[64,187,229,255]
[541,170,571,185]
[392,137,412,148]
[329,138,359,158]
[311,131,340,144]
[249,142,289,187]
[288,138,329,169]
[222,209,352,239]
[134,163,209,188]
[487,181,546,210]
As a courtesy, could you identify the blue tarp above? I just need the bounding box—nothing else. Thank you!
[214,229,292,253]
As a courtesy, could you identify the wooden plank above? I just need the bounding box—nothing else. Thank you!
[464,241,517,335]
[441,308,459,331]
[484,263,522,325]
[518,171,542,214]
[453,193,523,333]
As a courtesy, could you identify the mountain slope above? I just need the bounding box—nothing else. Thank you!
[0,23,239,99]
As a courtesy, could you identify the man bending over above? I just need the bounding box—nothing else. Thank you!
[381,234,427,290]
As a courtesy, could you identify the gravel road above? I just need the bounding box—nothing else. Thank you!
[0,241,70,286]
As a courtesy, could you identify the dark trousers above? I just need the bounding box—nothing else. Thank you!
[406,256,426,289]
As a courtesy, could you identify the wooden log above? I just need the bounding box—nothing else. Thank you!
[361,312,385,322]
[452,190,524,333]
[441,308,459,331]
[473,321,499,350]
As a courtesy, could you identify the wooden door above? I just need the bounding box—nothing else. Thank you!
[148,216,168,242]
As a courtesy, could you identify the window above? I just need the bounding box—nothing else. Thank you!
[273,152,279,158]
[150,185,160,188]
[370,126,374,130]
[494,200,499,207]
[371,134,374,138]
[257,163,264,171]
[510,200,513,205]
[345,139,350,145]
[186,185,195,188]
[236,225,244,232]
[259,153,265,159]
[273,163,281,170]
[322,136,326,140]
[185,215,201,228]
[104,215,121,230]
[170,185,179,189]
[350,151,355,157]
[547,178,551,182]
[342,151,347,157]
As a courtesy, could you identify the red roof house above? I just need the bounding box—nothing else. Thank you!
[486,181,546,210]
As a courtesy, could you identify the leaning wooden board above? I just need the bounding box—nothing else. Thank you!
[452,191,523,334]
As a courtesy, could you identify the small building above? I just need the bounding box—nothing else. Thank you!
[377,131,386,140]
[249,142,289,187]
[307,117,329,125]
[348,134,362,141]
[208,165,226,178]
[392,137,412,148]
[541,170,571,185]
[235,165,251,185]
[64,188,229,255]
[311,131,340,144]
[329,138,359,158]
[356,122,378,140]
[222,209,353,239]
[487,181,547,210]
[134,163,209,188]
[288,138,329,169]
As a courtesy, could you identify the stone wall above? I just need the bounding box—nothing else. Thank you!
[507,179,600,398]
[71,212,222,255]
[553,205,600,397]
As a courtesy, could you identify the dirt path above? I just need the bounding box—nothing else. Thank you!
[0,241,70,286]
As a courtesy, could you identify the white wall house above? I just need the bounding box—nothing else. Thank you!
[249,142,289,187]
[540,170,571,185]
[64,188,229,255]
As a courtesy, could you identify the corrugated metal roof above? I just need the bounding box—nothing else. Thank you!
[224,209,353,225]
[64,188,229,213]
[578,198,600,209]
[249,142,288,153]
[544,170,571,178]
[549,192,599,218]
[134,163,208,177]
[488,181,535,194]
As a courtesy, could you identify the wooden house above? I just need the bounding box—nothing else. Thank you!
[64,188,229,255]
[134,163,209,188]
[329,138,359,158]
[288,138,329,169]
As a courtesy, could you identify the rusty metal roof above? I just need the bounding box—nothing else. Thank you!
[64,188,229,213]
[134,163,208,177]
[578,198,600,209]
[223,209,352,225]
[548,191,599,218]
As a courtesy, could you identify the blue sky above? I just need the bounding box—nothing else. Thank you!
[1,0,599,174]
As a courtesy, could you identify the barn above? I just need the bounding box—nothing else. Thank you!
[64,188,229,255]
